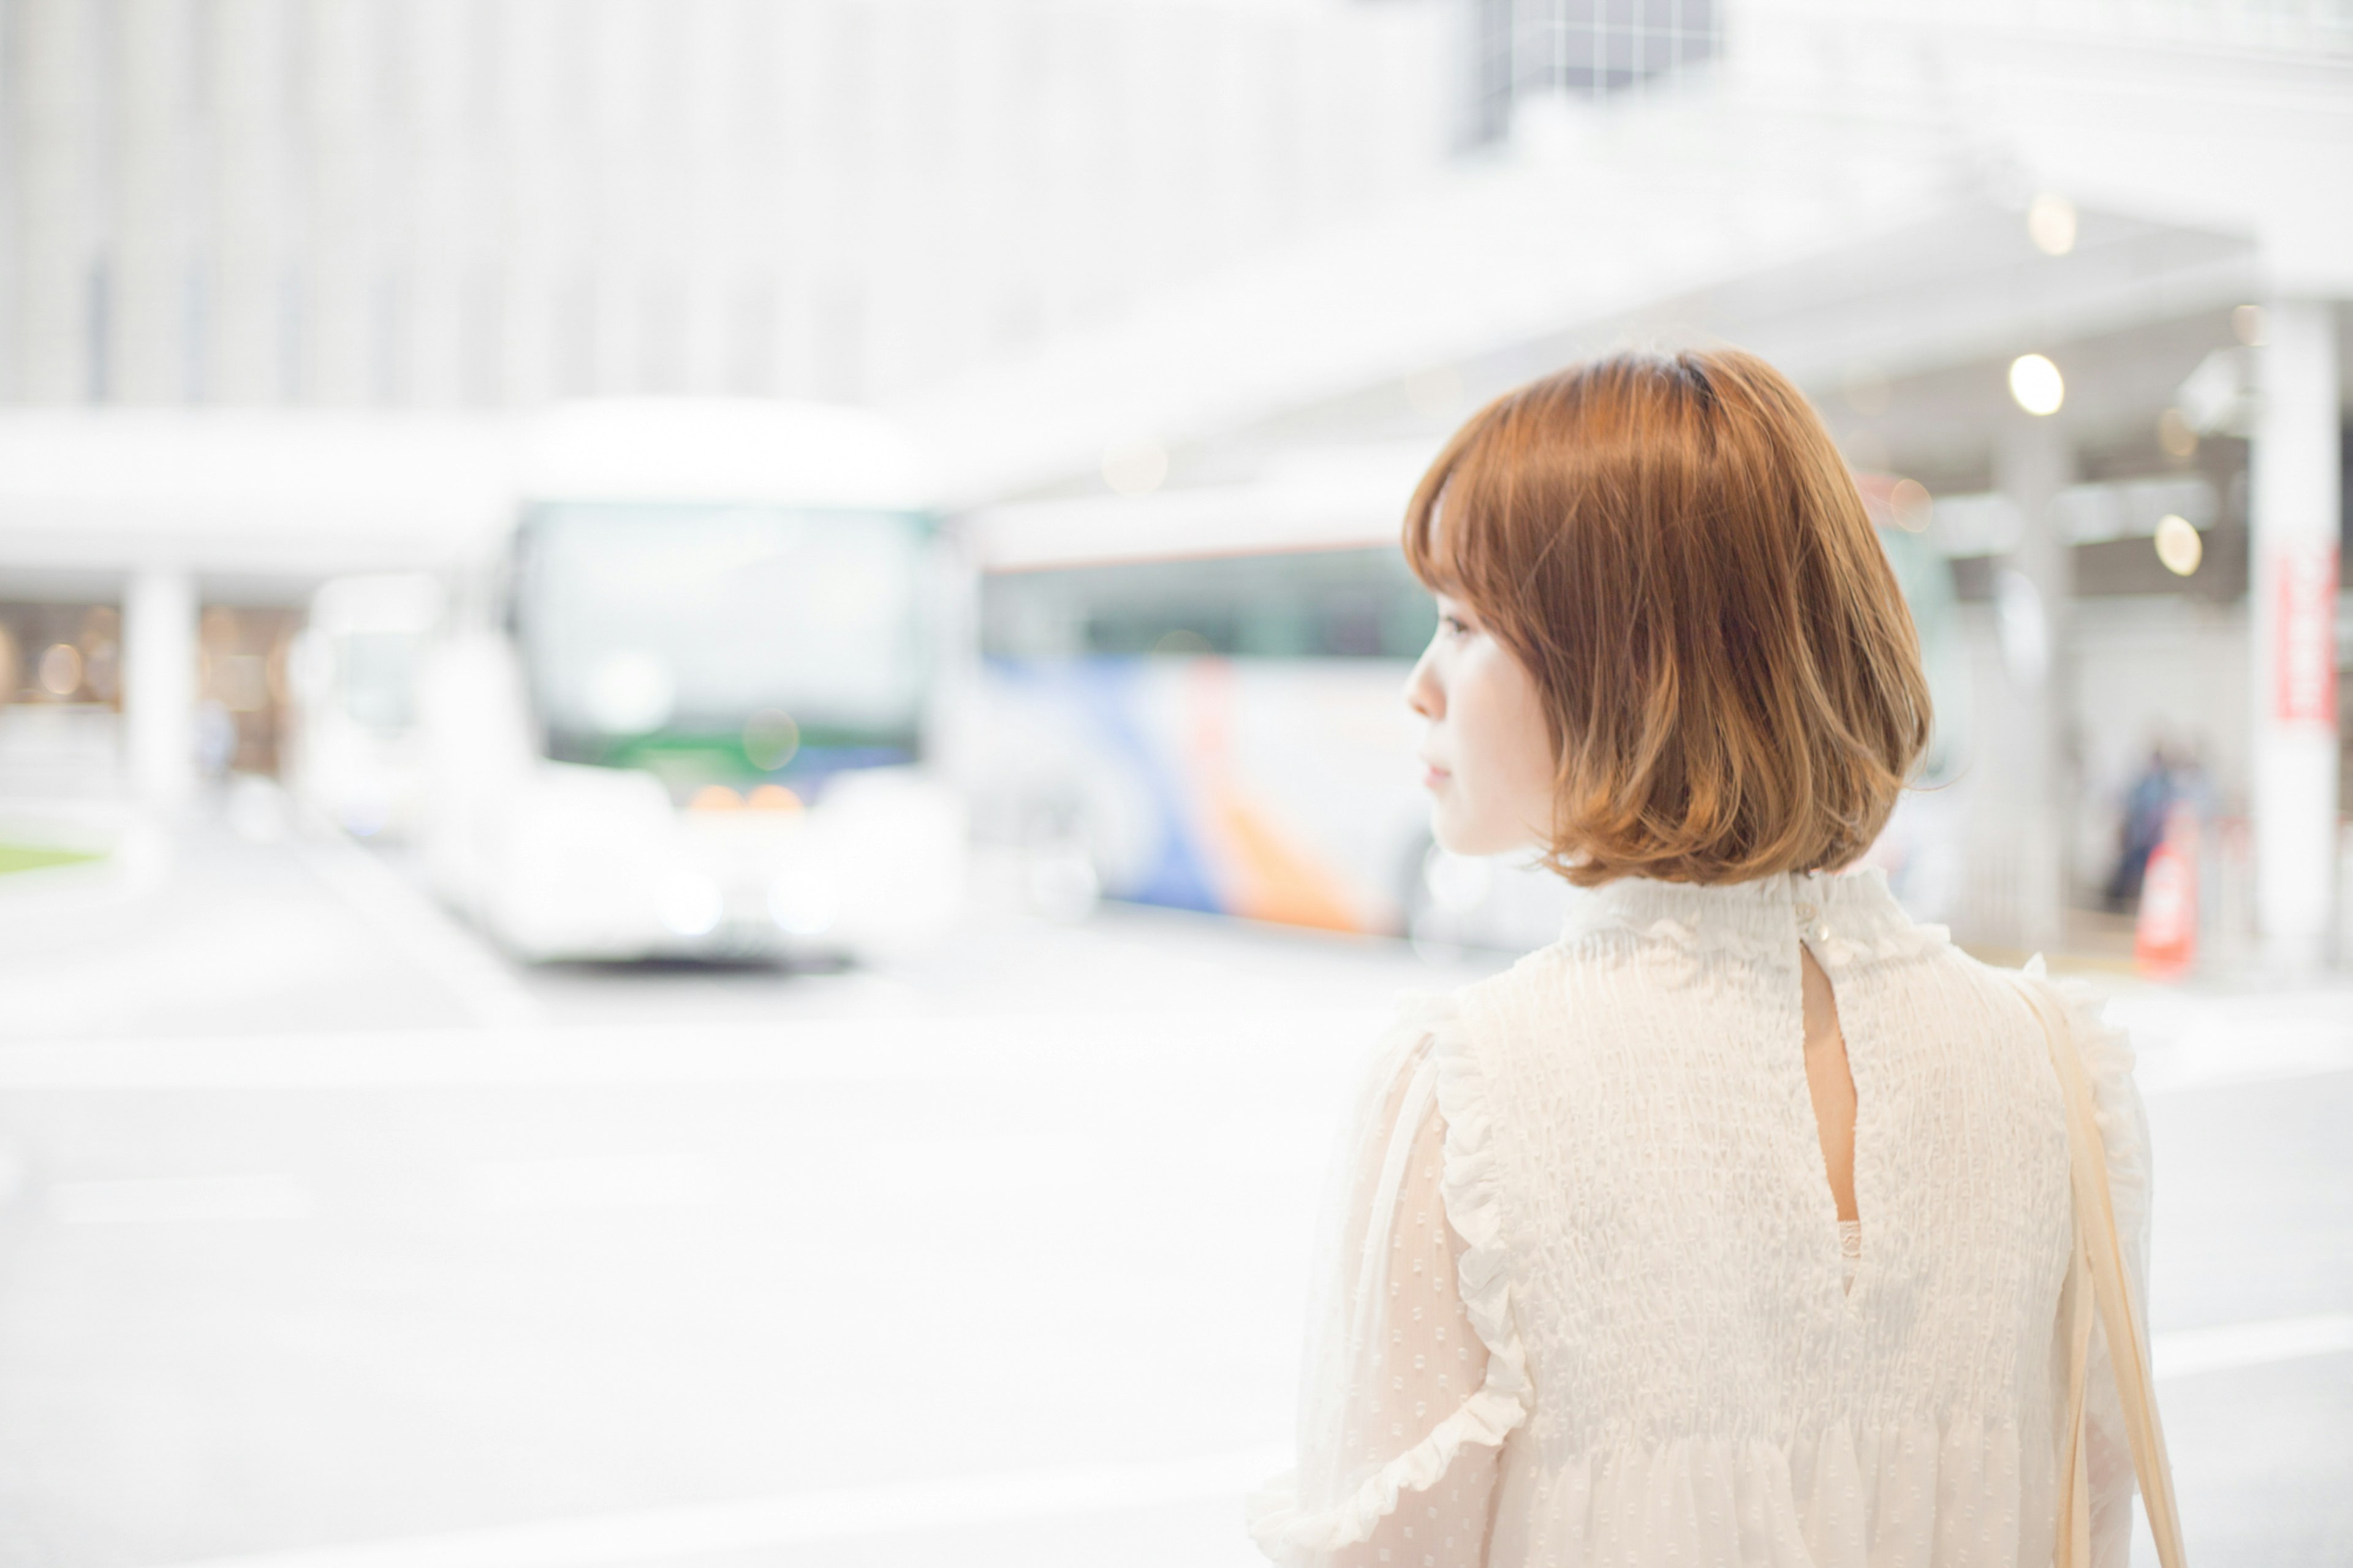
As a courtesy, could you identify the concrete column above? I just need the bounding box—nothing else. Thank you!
[2248,300,2342,970]
[494,0,559,407]
[402,0,479,406]
[678,2,732,398]
[112,0,194,404]
[123,567,197,805]
[12,0,96,401]
[1997,417,2075,954]
[588,0,647,397]
[300,0,381,406]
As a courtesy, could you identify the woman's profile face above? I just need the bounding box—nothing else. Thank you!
[1404,593,1558,857]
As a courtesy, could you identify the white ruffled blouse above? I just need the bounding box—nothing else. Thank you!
[1250,868,2150,1568]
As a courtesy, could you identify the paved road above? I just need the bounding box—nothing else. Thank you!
[0,817,2346,1567]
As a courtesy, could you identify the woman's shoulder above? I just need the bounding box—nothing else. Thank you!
[2012,957,2150,1178]
[1391,940,1629,1086]
[1946,947,2140,1072]
[1434,907,1712,1025]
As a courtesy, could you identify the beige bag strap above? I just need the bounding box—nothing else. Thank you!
[2058,1221,2096,1565]
[2013,973,2189,1568]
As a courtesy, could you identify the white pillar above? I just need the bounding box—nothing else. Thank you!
[1998,418,2075,954]
[11,0,96,402]
[298,0,381,407]
[112,0,194,404]
[2249,300,2343,970]
[202,0,290,403]
[124,567,198,805]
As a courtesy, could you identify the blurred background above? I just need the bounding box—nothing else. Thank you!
[0,1,2346,1564]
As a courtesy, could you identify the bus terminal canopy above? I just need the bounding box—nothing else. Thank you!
[0,411,517,583]
[0,401,938,591]
[899,10,2352,504]
[520,400,937,512]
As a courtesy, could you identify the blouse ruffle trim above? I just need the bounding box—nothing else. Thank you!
[1246,993,1533,1560]
[2020,957,2150,1251]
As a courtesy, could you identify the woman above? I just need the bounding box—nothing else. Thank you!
[1248,350,2148,1567]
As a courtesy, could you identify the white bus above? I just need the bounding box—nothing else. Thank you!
[418,400,965,963]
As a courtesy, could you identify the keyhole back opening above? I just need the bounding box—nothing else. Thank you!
[1800,943,1859,1227]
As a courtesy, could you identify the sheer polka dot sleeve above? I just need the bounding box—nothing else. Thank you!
[1324,1074,1500,1567]
[1249,996,1518,1567]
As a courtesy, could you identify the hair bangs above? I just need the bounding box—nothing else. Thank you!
[1402,394,1520,616]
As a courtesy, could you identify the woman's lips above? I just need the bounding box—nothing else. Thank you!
[1420,763,1450,791]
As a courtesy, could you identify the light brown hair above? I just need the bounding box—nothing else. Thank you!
[1403,347,1931,887]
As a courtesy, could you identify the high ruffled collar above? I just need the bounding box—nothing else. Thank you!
[1558,867,1941,966]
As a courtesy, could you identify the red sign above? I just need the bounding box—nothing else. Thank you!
[2275,545,2339,726]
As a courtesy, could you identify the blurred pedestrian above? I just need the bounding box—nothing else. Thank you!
[195,697,239,781]
[1251,350,2169,1568]
[2105,741,2176,911]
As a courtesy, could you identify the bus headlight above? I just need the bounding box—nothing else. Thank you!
[768,874,836,936]
[656,874,724,937]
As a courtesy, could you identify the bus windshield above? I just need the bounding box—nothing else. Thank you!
[514,502,928,775]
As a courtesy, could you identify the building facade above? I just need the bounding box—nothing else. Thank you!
[0,0,1458,412]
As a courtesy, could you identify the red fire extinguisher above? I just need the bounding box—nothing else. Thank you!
[2135,805,2199,980]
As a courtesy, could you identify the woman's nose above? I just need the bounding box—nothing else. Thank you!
[1403,646,1441,721]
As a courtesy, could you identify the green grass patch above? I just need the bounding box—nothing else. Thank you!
[0,841,102,876]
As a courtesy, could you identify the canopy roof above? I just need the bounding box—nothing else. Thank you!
[903,4,2353,504]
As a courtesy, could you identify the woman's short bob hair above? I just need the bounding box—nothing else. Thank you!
[1403,347,1931,887]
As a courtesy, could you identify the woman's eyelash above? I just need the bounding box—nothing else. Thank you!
[1441,613,1472,634]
